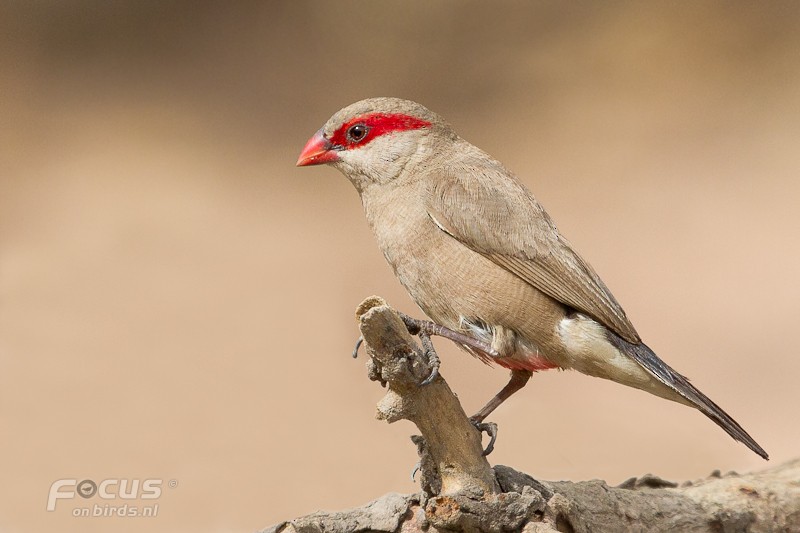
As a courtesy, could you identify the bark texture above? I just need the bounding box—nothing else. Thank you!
[264,298,797,533]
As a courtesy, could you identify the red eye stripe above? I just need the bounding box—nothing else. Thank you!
[328,113,431,149]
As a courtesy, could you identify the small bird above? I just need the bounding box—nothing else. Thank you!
[296,97,768,460]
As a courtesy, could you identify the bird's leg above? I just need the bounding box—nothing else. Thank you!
[354,312,498,365]
[400,312,500,386]
[398,312,500,358]
[470,369,533,423]
[468,369,532,455]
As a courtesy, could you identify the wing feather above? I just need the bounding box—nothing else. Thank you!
[426,162,640,343]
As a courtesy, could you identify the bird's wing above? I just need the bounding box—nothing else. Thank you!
[426,163,640,343]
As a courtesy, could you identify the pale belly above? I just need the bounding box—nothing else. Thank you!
[377,216,567,371]
[364,193,678,403]
[384,230,679,400]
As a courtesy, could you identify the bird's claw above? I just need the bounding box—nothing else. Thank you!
[420,365,439,386]
[352,336,363,358]
[411,461,421,481]
[419,366,439,387]
[470,419,498,456]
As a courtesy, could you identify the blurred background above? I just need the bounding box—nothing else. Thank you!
[2,1,799,531]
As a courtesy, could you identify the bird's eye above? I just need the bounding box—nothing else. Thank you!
[346,124,368,143]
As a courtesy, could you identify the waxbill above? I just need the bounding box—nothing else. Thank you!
[296,97,768,460]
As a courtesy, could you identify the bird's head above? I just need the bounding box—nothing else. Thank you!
[296,98,453,191]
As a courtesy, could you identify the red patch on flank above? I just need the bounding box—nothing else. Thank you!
[495,353,560,372]
[328,113,431,149]
[463,344,559,372]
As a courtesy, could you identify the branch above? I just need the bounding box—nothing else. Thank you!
[265,460,800,533]
[355,295,498,497]
[264,297,799,533]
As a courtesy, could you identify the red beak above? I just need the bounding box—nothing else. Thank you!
[296,130,339,166]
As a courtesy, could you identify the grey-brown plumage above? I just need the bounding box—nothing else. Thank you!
[296,97,768,460]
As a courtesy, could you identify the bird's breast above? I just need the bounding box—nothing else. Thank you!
[362,186,568,365]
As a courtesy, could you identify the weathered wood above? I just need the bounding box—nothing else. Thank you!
[264,298,798,533]
[265,461,800,533]
[355,295,499,497]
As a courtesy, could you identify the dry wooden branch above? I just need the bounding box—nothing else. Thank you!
[264,297,799,533]
[264,460,800,533]
[354,295,498,497]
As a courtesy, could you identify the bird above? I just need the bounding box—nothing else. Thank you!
[296,97,768,460]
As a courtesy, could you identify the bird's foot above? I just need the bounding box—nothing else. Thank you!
[469,417,498,456]
[350,323,440,386]
[416,329,440,385]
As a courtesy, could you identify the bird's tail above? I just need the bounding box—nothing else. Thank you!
[607,334,769,460]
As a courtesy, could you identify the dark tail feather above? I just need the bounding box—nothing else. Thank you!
[608,335,769,460]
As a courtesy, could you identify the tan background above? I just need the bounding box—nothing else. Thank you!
[2,2,799,532]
